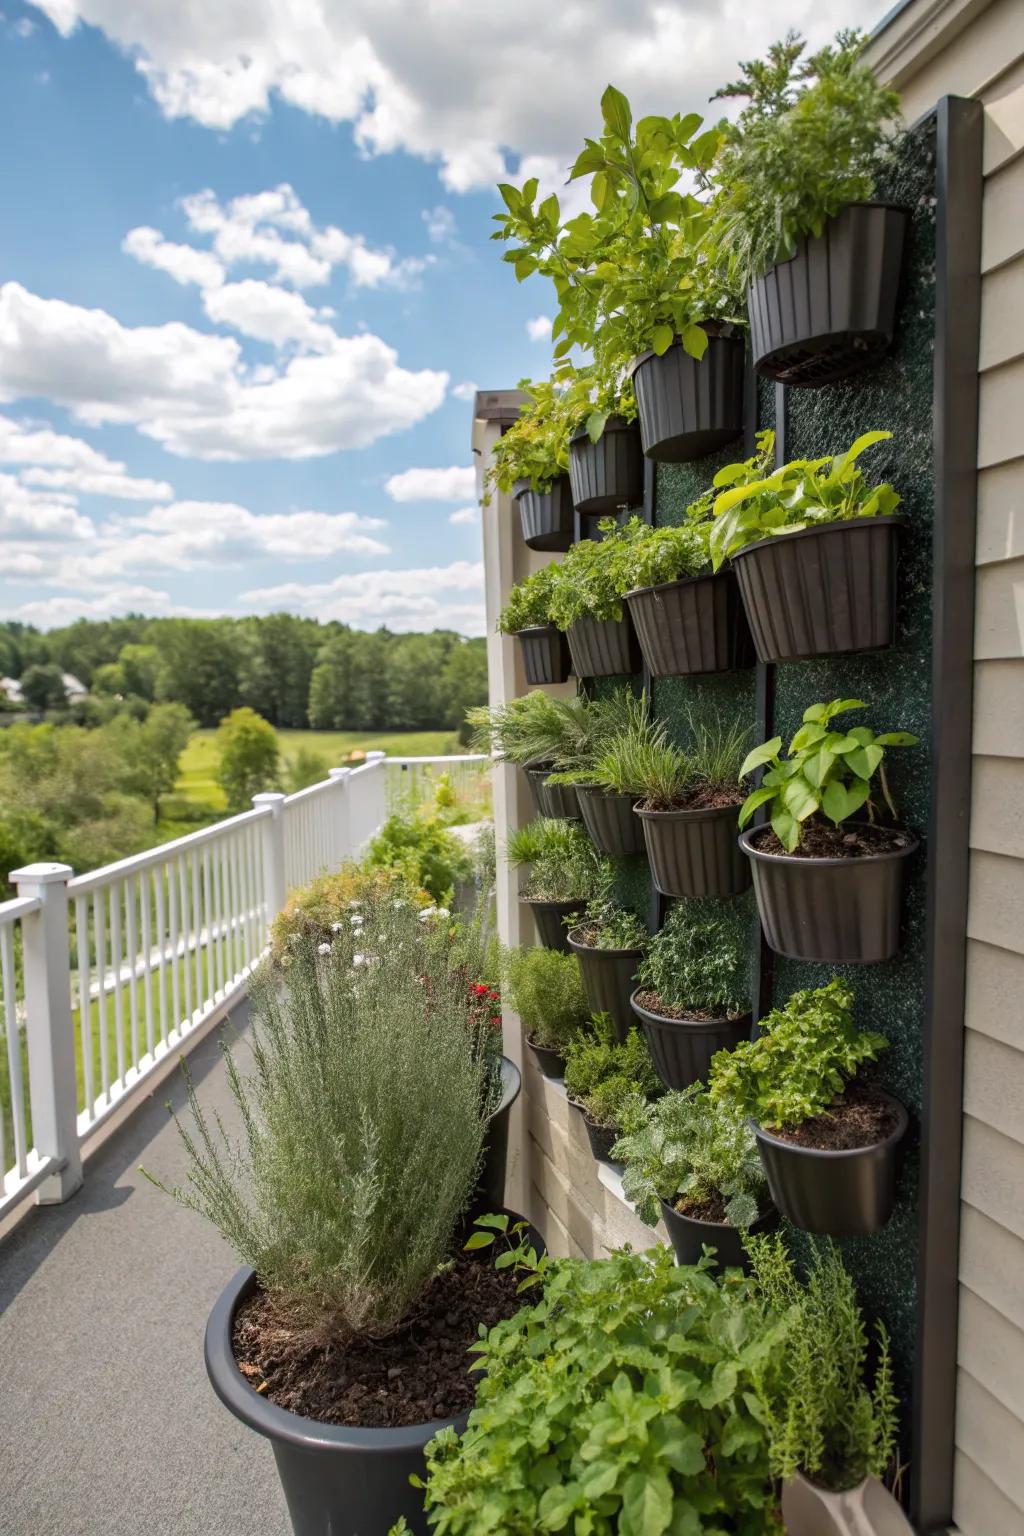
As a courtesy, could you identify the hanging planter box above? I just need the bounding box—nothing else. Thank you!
[576,785,646,856]
[753,1089,908,1236]
[513,474,574,552]
[781,1471,916,1536]
[525,767,580,821]
[519,895,582,952]
[636,801,750,899]
[748,202,908,387]
[524,1036,566,1079]
[629,329,745,463]
[568,416,644,514]
[631,990,751,1091]
[739,824,918,963]
[567,927,643,1042]
[566,613,641,678]
[730,517,901,664]
[625,570,754,676]
[515,624,572,685]
[659,1196,777,1272]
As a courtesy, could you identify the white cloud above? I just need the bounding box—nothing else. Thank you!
[526,315,553,342]
[0,410,175,500]
[20,467,174,500]
[451,380,478,403]
[0,282,448,461]
[10,585,213,627]
[180,188,332,288]
[385,465,475,503]
[201,280,337,352]
[0,472,96,540]
[241,560,485,635]
[122,225,225,289]
[26,1,881,191]
[422,205,457,245]
[449,506,479,525]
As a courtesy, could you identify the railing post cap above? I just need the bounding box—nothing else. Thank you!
[365,750,387,762]
[9,861,73,886]
[329,766,351,780]
[252,791,287,809]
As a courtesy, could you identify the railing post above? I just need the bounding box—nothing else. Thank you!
[364,750,388,835]
[10,862,83,1203]
[328,768,351,865]
[252,793,287,928]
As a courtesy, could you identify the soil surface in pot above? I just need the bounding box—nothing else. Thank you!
[766,1083,901,1151]
[672,1191,730,1223]
[753,820,912,860]
[232,1250,524,1429]
[641,784,743,813]
[572,923,641,951]
[634,989,736,1024]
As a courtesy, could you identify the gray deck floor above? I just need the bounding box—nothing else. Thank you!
[0,1002,289,1536]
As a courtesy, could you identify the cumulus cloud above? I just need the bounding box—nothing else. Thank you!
[422,205,457,245]
[201,280,338,352]
[449,506,480,525]
[11,585,214,627]
[0,472,96,540]
[526,315,553,341]
[241,560,485,635]
[20,467,174,500]
[451,380,478,403]
[385,465,475,503]
[122,226,225,289]
[0,282,448,461]
[26,0,880,191]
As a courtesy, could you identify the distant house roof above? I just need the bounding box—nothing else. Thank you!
[0,676,24,702]
[62,673,87,697]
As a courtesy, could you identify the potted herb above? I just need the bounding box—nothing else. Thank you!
[503,943,590,1078]
[738,699,918,963]
[468,692,584,821]
[622,433,772,675]
[484,378,574,551]
[566,376,644,517]
[630,897,752,1089]
[564,1015,660,1161]
[548,518,642,677]
[613,1083,775,1269]
[506,816,603,950]
[710,431,902,663]
[747,1233,909,1536]
[409,1244,788,1533]
[497,563,571,685]
[151,891,538,1536]
[709,979,908,1235]
[711,32,905,386]
[566,881,648,1041]
[556,687,651,857]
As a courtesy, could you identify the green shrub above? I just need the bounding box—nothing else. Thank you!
[411,1244,787,1534]
[747,1233,899,1492]
[564,1016,659,1129]
[547,518,639,629]
[366,811,474,903]
[497,562,562,635]
[637,897,750,1016]
[506,817,603,903]
[709,979,888,1130]
[270,865,429,964]
[612,1083,767,1229]
[148,886,495,1337]
[503,946,589,1052]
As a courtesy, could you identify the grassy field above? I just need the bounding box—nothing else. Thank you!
[175,727,465,815]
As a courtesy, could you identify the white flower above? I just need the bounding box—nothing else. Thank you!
[317,942,332,955]
[435,907,451,920]
[352,953,367,968]
[348,900,362,910]
[350,914,364,926]
[419,906,437,922]
[393,899,406,909]
[330,921,343,933]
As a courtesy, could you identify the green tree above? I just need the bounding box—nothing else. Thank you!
[111,702,195,821]
[118,643,160,701]
[92,662,127,697]
[20,663,68,712]
[238,613,318,728]
[439,639,489,740]
[215,707,280,812]
[155,620,242,727]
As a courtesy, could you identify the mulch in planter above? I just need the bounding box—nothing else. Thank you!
[766,1084,901,1152]
[232,1250,524,1429]
[754,821,912,860]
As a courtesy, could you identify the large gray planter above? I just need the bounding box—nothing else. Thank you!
[631,989,751,1092]
[566,613,641,678]
[576,785,645,856]
[513,474,574,552]
[515,624,572,685]
[637,802,750,899]
[625,570,754,676]
[567,927,643,1041]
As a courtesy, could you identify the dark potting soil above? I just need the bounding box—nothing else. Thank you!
[674,1191,728,1223]
[232,1251,525,1429]
[572,924,641,952]
[753,819,912,860]
[641,783,743,813]
[767,1084,901,1151]
[634,989,733,1024]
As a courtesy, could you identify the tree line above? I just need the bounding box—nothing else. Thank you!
[0,615,488,733]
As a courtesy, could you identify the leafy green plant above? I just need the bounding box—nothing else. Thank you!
[497,562,561,634]
[147,886,495,1338]
[503,945,590,1053]
[593,703,750,809]
[366,810,474,904]
[709,430,901,570]
[637,897,750,1017]
[546,517,637,629]
[575,882,649,952]
[564,1015,659,1129]
[708,979,888,1130]
[506,816,604,903]
[738,699,918,852]
[612,1083,767,1228]
[746,1233,899,1491]
[484,378,571,498]
[470,688,638,785]
[410,1244,787,1534]
[710,30,901,287]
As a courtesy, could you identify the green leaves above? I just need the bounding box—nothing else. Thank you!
[651,323,675,356]
[601,83,633,142]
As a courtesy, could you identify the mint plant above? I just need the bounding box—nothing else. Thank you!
[737,699,917,853]
[709,430,901,570]
[708,979,888,1130]
[637,897,750,1017]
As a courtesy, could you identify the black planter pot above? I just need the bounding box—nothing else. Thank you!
[748,202,908,387]
[578,507,631,543]
[659,1196,778,1271]
[513,474,574,552]
[625,571,754,676]
[630,331,745,463]
[569,1100,620,1163]
[753,1092,909,1236]
[731,517,901,664]
[206,1209,543,1536]
[567,928,643,1042]
[566,613,641,678]
[478,1055,522,1208]
[525,767,580,821]
[515,624,572,685]
[637,802,750,899]
[520,895,583,952]
[524,1035,566,1079]
[568,416,645,514]
[576,785,646,856]
[631,990,751,1091]
[739,825,918,964]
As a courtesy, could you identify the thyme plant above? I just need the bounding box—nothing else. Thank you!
[637,897,750,1016]
[563,1015,659,1129]
[503,945,589,1053]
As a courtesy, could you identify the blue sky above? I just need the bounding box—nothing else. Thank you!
[0,0,877,634]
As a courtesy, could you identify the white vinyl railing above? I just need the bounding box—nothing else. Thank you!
[0,752,487,1223]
